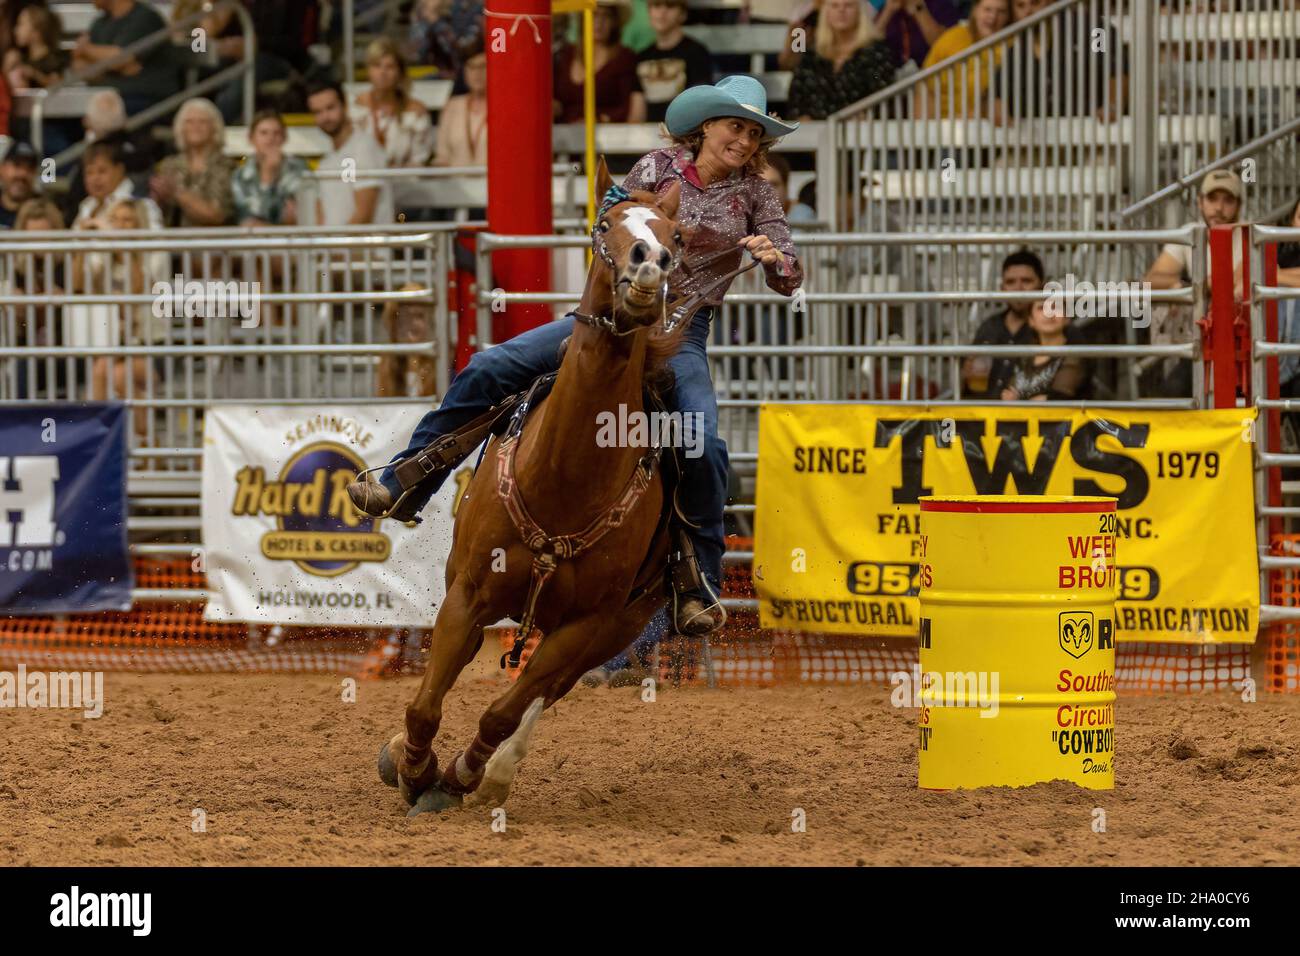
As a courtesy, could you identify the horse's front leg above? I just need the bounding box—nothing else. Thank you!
[378,571,489,807]
[418,591,664,814]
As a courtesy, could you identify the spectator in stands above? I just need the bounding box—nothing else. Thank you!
[377,283,439,397]
[83,87,126,142]
[1142,169,1245,396]
[1000,296,1090,401]
[307,80,394,226]
[151,98,234,228]
[1278,198,1300,292]
[778,1,821,73]
[636,0,712,124]
[74,0,179,116]
[59,89,156,220]
[0,139,39,229]
[195,0,320,125]
[992,0,1126,123]
[787,0,896,121]
[0,0,42,54]
[0,53,10,137]
[409,0,484,78]
[962,249,1043,399]
[71,139,163,232]
[919,0,1009,118]
[554,0,646,123]
[6,197,67,399]
[1274,198,1300,446]
[622,0,655,52]
[873,0,960,70]
[67,143,165,429]
[760,153,817,224]
[351,38,435,168]
[74,197,171,435]
[231,111,306,226]
[4,4,67,90]
[433,39,488,167]
[14,193,60,230]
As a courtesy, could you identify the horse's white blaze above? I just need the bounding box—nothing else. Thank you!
[620,207,666,263]
[464,697,545,808]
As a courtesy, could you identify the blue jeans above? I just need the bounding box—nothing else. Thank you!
[382,308,727,595]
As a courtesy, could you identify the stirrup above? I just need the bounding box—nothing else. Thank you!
[673,592,725,636]
[666,531,726,635]
[350,466,422,522]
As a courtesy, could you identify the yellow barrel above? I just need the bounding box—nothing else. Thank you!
[916,495,1117,790]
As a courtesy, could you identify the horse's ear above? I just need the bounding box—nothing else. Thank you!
[657,180,681,221]
[595,155,613,199]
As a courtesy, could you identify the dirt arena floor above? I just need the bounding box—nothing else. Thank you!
[3,662,1298,866]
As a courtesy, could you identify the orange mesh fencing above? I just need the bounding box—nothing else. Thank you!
[1,540,1277,692]
[497,536,1265,692]
[0,557,397,678]
[1266,535,1300,693]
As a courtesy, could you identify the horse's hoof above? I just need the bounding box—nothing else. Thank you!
[406,785,463,818]
[377,739,399,788]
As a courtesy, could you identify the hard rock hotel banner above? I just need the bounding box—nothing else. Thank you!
[202,405,469,627]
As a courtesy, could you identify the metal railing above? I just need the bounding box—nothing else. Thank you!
[0,222,1214,610]
[0,223,454,451]
[828,0,1299,265]
[296,163,584,219]
[1248,224,1300,627]
[829,0,1131,243]
[474,227,1205,462]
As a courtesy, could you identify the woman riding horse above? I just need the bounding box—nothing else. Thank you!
[348,75,802,635]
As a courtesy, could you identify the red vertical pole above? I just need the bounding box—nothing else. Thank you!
[1208,225,1238,408]
[485,0,554,342]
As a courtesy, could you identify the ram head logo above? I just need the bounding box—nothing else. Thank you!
[1059,611,1095,659]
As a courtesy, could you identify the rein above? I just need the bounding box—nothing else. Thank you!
[571,189,764,336]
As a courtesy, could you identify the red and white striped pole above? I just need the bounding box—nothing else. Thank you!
[485,0,554,343]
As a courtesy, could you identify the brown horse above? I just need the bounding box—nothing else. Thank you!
[377,160,688,814]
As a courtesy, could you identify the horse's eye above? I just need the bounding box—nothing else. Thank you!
[599,221,611,233]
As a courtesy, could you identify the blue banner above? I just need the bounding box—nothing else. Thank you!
[1,404,133,612]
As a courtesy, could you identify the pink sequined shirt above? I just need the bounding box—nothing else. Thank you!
[622,146,803,306]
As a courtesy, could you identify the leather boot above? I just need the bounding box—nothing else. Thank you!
[668,530,725,636]
[346,479,420,522]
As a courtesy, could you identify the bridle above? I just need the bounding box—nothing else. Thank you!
[575,198,683,337]
[572,187,762,337]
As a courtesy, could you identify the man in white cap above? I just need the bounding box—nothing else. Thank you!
[1145,168,1245,294]
[1142,168,1246,395]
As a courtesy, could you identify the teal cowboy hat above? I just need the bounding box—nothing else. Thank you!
[664,75,799,141]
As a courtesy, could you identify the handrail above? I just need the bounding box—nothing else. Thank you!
[829,0,1082,121]
[304,163,578,180]
[1118,116,1300,222]
[478,225,1200,249]
[39,0,257,166]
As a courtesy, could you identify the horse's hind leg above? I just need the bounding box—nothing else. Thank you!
[381,571,488,805]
